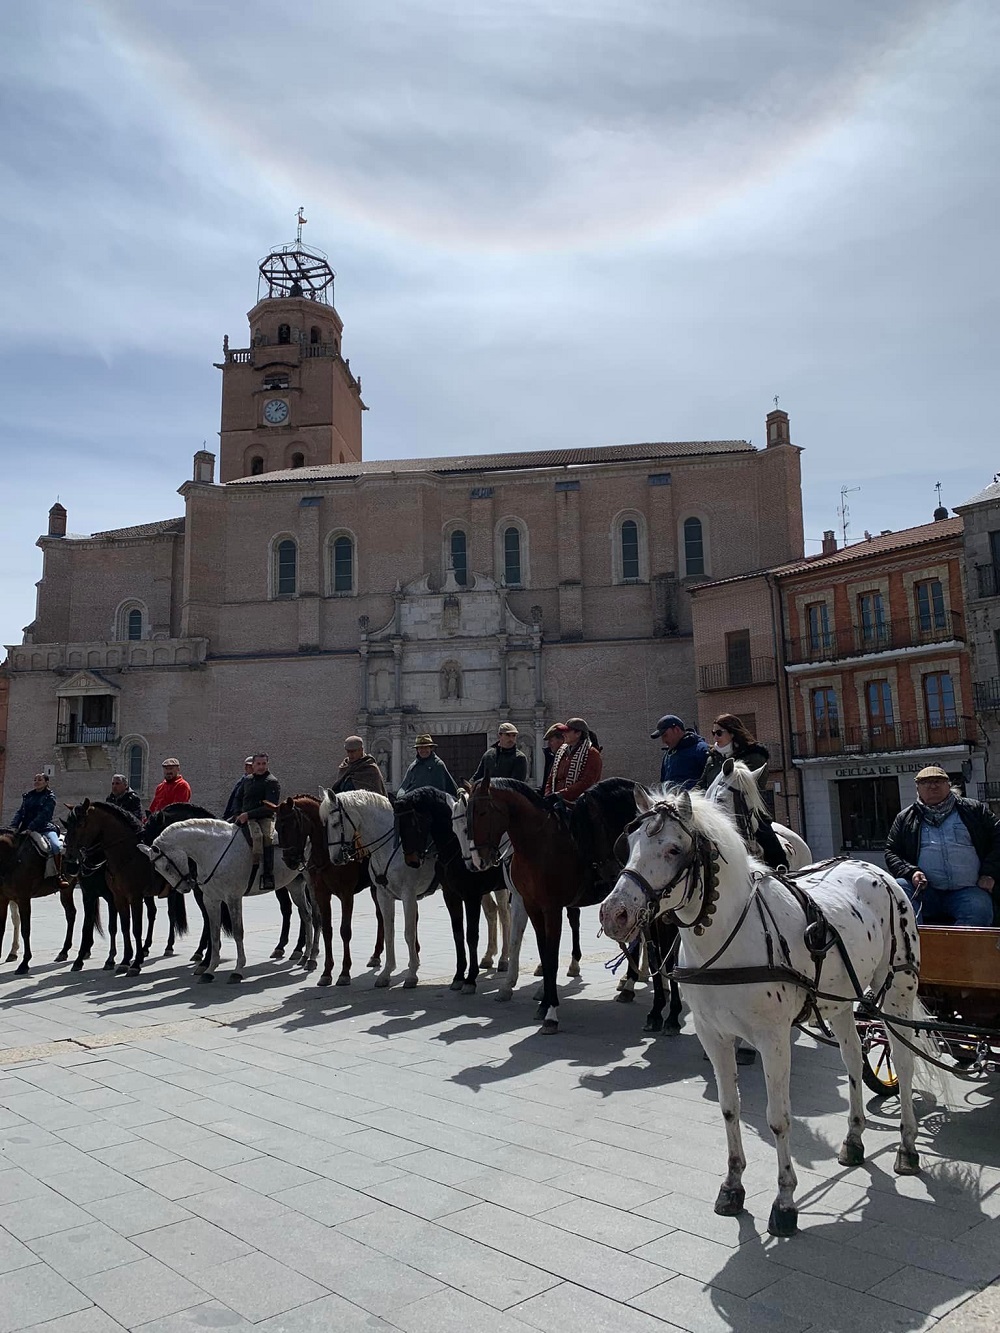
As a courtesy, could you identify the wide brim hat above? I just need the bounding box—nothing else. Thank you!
[915,765,950,782]
[414,734,436,748]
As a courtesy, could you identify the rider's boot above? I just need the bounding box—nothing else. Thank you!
[54,853,70,890]
[261,845,275,892]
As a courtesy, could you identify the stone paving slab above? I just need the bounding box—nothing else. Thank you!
[1,894,999,1331]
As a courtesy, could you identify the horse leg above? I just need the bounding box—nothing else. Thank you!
[374,886,395,987]
[497,889,511,971]
[616,961,638,1004]
[72,884,97,971]
[288,884,307,962]
[533,907,562,1033]
[15,898,32,975]
[480,893,498,969]
[335,890,354,986]
[141,896,155,959]
[882,974,922,1176]
[821,1006,867,1167]
[566,906,581,978]
[127,896,145,975]
[55,884,76,962]
[4,901,19,962]
[367,885,384,968]
[497,887,528,1002]
[643,933,665,1030]
[316,888,335,986]
[198,898,223,982]
[290,880,315,971]
[227,896,246,983]
[445,889,466,991]
[463,890,481,993]
[402,890,419,988]
[0,898,8,965]
[271,885,292,959]
[758,1032,798,1235]
[699,1024,747,1217]
[191,887,210,963]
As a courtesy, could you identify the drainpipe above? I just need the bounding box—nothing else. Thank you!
[765,572,806,844]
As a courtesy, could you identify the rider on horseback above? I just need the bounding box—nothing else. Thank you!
[697,714,788,872]
[233,753,280,891]
[11,773,68,887]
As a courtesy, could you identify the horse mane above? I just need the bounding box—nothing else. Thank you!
[717,762,769,820]
[488,778,547,808]
[393,787,455,846]
[291,793,320,805]
[328,788,391,810]
[646,784,750,868]
[91,801,143,833]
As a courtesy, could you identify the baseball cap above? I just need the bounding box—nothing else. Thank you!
[650,714,684,738]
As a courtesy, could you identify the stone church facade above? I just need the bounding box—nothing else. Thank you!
[3,237,804,815]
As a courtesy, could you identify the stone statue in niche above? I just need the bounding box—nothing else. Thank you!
[440,662,462,700]
[375,747,390,782]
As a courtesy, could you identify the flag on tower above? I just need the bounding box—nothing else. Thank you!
[297,208,307,227]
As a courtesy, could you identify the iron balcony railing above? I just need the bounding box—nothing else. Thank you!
[791,716,975,759]
[978,782,1000,802]
[785,610,963,666]
[56,723,118,745]
[976,564,1000,598]
[698,656,777,691]
[974,678,1000,711]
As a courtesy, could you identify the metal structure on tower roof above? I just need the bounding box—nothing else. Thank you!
[257,208,335,305]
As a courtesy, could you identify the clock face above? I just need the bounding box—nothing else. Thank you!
[263,398,289,425]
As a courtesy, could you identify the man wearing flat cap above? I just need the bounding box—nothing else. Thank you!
[331,736,386,796]
[540,722,568,794]
[651,714,709,790]
[473,723,529,783]
[885,766,1000,926]
[148,757,192,815]
[544,718,603,804]
[397,734,458,797]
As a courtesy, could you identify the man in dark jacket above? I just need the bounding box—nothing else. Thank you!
[539,722,568,795]
[331,737,387,796]
[652,714,710,790]
[885,766,1000,927]
[224,757,253,821]
[397,735,458,797]
[473,723,529,783]
[107,774,143,822]
[234,753,280,890]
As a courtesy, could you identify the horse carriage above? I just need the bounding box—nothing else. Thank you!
[859,923,1000,1094]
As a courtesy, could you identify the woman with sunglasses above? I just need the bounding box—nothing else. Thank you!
[698,714,787,872]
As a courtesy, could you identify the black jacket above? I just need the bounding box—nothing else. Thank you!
[885,799,1000,884]
[107,788,143,821]
[12,787,57,833]
[238,771,280,819]
[473,744,529,783]
[697,741,770,792]
[224,776,247,821]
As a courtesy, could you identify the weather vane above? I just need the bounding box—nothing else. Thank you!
[773,394,779,409]
[935,481,943,506]
[296,206,307,245]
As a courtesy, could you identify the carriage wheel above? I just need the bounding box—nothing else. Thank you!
[861,1023,898,1097]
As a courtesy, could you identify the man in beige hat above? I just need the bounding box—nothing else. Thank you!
[885,766,1000,926]
[330,736,386,796]
[397,734,458,796]
[473,723,528,783]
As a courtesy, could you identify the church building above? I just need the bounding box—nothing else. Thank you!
[3,235,805,814]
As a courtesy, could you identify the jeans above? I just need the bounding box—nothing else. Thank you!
[897,879,994,928]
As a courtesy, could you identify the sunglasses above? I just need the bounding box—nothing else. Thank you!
[711,728,728,738]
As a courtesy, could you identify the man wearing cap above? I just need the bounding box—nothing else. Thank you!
[397,735,458,797]
[148,758,192,816]
[544,718,603,804]
[540,722,568,794]
[652,715,709,790]
[473,723,529,783]
[885,767,1000,927]
[331,737,387,796]
[224,757,254,821]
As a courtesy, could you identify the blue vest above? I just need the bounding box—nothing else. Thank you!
[917,810,981,891]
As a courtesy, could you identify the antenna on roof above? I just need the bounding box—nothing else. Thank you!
[839,485,860,547]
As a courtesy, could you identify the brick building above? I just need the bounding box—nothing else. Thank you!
[691,514,981,859]
[954,477,1000,804]
[2,237,804,815]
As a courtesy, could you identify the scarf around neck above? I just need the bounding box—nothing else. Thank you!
[559,736,592,790]
[917,792,957,826]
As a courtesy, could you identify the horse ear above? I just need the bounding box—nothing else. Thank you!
[82,798,91,809]
[722,757,735,776]
[64,802,74,811]
[635,785,653,813]
[750,764,766,783]
[676,788,693,820]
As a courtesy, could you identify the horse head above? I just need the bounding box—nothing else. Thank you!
[275,796,308,870]
[466,779,508,870]
[393,792,430,869]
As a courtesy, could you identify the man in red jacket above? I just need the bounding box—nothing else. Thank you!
[148,757,192,816]
[544,718,603,804]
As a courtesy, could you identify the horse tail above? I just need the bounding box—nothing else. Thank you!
[220,901,234,939]
[168,890,189,938]
[93,898,105,939]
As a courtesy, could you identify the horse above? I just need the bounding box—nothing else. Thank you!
[599,785,932,1236]
[704,758,811,870]
[320,788,437,989]
[394,787,508,993]
[0,829,81,974]
[61,802,188,975]
[3,901,20,962]
[274,794,373,987]
[138,818,314,982]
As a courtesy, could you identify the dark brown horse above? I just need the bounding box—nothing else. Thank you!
[467,777,616,1033]
[274,794,380,987]
[0,830,78,974]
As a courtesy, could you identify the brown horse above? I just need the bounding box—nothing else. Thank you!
[467,777,611,1033]
[0,831,78,974]
[274,794,381,987]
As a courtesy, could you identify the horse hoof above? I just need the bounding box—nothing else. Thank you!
[335,973,351,987]
[198,973,215,984]
[189,951,203,963]
[643,1015,664,1034]
[461,981,477,995]
[403,975,418,989]
[665,1018,683,1035]
[534,1002,547,1020]
[497,960,508,974]
[193,965,207,975]
[767,1204,798,1237]
[102,960,115,971]
[163,948,174,958]
[15,963,30,976]
[894,1148,921,1176]
[449,978,464,992]
[533,964,543,977]
[567,961,580,978]
[714,1185,746,1216]
[71,960,84,972]
[115,965,129,976]
[127,966,141,978]
[374,975,390,988]
[81,950,92,960]
[4,951,16,962]
[541,1019,559,1035]
[478,957,493,970]
[736,1047,758,1067]
[270,948,285,960]
[55,951,69,962]
[496,990,513,1003]
[615,989,636,1004]
[304,960,317,972]
[838,1140,865,1167]
[366,955,381,969]
[318,975,332,987]
[228,973,243,984]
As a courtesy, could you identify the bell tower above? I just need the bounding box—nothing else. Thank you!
[217,214,366,482]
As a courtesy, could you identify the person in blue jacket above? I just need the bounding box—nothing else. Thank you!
[651,714,709,790]
[11,772,67,883]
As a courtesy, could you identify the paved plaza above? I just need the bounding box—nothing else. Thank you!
[0,894,998,1333]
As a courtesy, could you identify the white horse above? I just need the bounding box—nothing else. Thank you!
[705,758,812,870]
[599,785,931,1237]
[319,788,436,989]
[139,820,314,982]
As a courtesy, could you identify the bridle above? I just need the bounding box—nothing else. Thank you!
[144,825,240,892]
[615,800,723,936]
[325,795,396,881]
[466,786,507,868]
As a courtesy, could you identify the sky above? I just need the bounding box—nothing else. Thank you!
[1,0,998,648]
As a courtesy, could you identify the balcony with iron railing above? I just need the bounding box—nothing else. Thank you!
[975,564,1000,598]
[974,678,1000,711]
[698,656,777,691]
[978,782,1000,803]
[56,723,118,746]
[791,716,975,760]
[785,610,963,666]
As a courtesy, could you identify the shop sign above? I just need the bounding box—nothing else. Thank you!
[833,760,931,779]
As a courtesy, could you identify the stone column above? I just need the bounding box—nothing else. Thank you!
[498,632,509,708]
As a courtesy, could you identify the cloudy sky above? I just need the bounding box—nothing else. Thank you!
[1,0,997,647]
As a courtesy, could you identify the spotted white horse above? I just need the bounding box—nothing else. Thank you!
[600,785,934,1236]
[704,758,811,870]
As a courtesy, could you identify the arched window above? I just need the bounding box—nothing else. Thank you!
[333,535,354,592]
[114,599,147,641]
[277,323,291,344]
[273,537,297,596]
[310,326,321,344]
[291,452,305,469]
[126,609,143,641]
[250,456,264,476]
[621,519,640,581]
[503,527,521,586]
[450,529,468,586]
[683,516,705,577]
[126,741,145,795]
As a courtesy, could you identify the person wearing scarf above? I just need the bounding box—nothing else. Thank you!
[885,766,1000,926]
[544,717,603,804]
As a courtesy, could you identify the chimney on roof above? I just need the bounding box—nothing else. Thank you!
[47,502,66,538]
[193,449,216,484]
[821,530,837,555]
[765,404,791,448]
